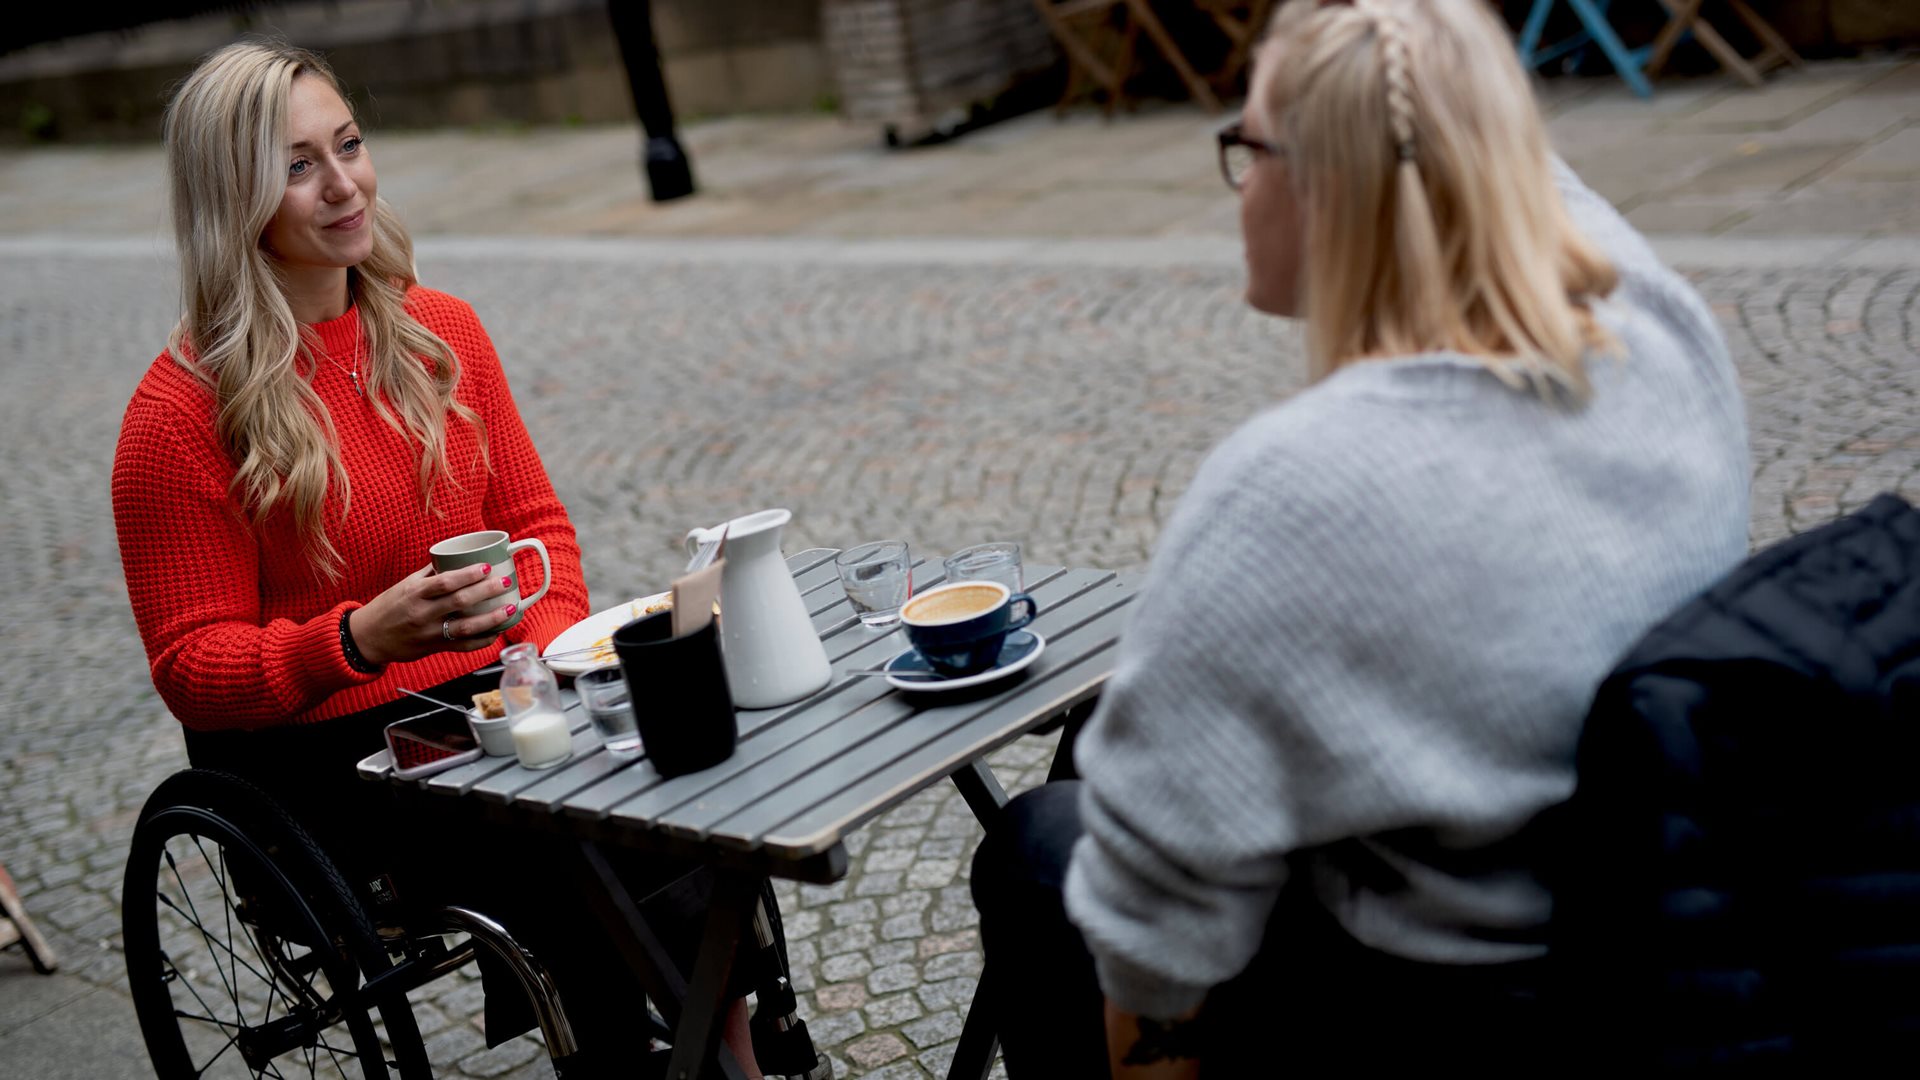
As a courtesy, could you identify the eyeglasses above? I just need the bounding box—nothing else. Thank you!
[1217,121,1283,192]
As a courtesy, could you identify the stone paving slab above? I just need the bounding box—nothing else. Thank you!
[0,972,156,1080]
[2,237,1916,1078]
[1722,181,1920,235]
[1674,74,1881,130]
[0,959,99,1034]
[1837,124,1920,175]
[1667,141,1858,197]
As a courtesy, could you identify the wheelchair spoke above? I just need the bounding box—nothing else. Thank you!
[191,833,262,1013]
[165,846,243,1017]
[174,1009,244,1031]
[161,948,228,1036]
[208,838,245,1028]
[190,836,248,1003]
[223,849,299,1031]
[321,1036,350,1077]
[157,887,282,992]
[193,1031,239,1077]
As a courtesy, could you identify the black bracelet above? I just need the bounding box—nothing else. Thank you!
[339,609,382,674]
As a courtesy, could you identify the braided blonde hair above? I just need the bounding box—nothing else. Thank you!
[163,41,486,573]
[1255,0,1618,398]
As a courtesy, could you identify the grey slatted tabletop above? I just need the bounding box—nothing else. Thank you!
[360,548,1139,883]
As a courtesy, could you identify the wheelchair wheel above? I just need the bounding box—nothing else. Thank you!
[122,770,430,1079]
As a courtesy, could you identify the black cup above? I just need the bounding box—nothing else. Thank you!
[611,610,737,777]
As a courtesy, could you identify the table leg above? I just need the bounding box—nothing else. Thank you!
[1124,0,1222,111]
[946,963,1001,1080]
[1728,0,1804,70]
[944,759,1015,1080]
[571,841,753,1079]
[664,871,759,1080]
[1517,0,1554,62]
[1047,699,1098,784]
[1668,4,1766,87]
[572,841,691,1025]
[1566,0,1655,98]
[950,759,1009,822]
[946,696,1106,1080]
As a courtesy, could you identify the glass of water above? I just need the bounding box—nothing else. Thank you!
[576,664,640,754]
[836,540,913,629]
[943,541,1024,593]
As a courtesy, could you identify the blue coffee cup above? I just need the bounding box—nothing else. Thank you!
[900,581,1039,678]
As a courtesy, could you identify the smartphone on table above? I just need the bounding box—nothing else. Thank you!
[384,709,482,779]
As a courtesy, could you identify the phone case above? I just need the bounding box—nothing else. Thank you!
[389,746,481,780]
[385,714,483,780]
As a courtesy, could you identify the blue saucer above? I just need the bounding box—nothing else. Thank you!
[884,630,1045,692]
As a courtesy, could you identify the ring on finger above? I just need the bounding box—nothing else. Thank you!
[442,617,455,641]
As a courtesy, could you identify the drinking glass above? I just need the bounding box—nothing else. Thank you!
[836,541,913,629]
[576,664,640,754]
[943,541,1024,593]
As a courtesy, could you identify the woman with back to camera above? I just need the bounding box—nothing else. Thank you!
[970,0,1750,1076]
[113,40,791,1077]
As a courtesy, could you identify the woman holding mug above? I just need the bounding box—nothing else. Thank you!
[113,45,587,727]
[971,0,1750,1076]
[113,40,784,1077]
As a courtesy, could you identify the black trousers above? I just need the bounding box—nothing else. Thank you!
[182,669,782,1062]
[970,781,1555,1078]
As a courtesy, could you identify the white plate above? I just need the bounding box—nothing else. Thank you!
[542,592,669,676]
[884,630,1045,693]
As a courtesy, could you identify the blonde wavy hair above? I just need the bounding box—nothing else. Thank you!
[163,40,483,570]
[1256,0,1618,397]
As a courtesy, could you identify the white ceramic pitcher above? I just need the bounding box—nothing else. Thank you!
[683,508,832,709]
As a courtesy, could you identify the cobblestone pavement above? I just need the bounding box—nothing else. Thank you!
[2,244,1916,1079]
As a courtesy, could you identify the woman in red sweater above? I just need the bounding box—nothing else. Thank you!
[113,41,788,1078]
[113,62,587,727]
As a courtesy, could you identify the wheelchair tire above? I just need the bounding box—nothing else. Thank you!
[122,769,431,1079]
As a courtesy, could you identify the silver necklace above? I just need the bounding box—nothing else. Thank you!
[321,312,365,398]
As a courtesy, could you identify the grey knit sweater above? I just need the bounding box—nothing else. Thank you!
[1062,164,1751,1019]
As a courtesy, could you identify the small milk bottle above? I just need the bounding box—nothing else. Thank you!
[499,643,570,769]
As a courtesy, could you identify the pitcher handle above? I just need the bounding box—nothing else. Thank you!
[684,525,722,560]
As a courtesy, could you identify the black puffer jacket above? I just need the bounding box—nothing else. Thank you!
[1548,494,1920,1073]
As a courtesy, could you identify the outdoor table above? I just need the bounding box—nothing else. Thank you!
[359,548,1141,1079]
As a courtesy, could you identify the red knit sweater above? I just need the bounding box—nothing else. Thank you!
[113,287,589,731]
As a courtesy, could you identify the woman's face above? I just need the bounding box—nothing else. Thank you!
[1239,105,1306,318]
[261,76,375,272]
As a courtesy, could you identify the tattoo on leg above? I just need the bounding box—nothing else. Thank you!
[1122,1015,1204,1065]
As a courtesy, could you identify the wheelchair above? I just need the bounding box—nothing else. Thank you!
[121,768,827,1079]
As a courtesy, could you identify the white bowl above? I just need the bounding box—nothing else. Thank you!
[467,711,516,757]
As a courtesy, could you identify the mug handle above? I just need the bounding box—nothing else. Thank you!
[1005,593,1038,631]
[507,538,551,611]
